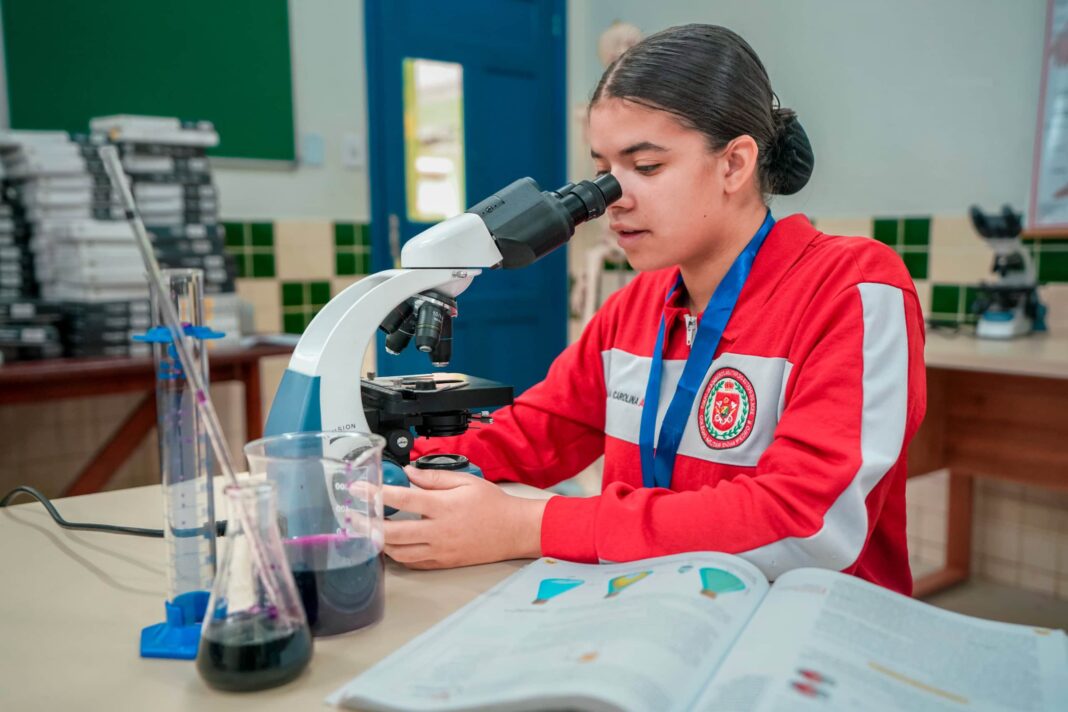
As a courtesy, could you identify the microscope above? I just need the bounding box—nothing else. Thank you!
[264,174,621,486]
[968,205,1045,339]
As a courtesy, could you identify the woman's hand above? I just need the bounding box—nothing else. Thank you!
[376,466,548,569]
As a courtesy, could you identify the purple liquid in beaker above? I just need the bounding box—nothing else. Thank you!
[285,534,384,637]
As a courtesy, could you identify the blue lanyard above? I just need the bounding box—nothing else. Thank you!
[639,212,775,489]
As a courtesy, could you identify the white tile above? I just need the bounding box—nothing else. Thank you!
[274,220,333,281]
[987,492,1023,524]
[980,556,1020,587]
[920,509,947,546]
[1019,567,1057,597]
[235,278,281,334]
[1019,500,1058,532]
[920,540,946,568]
[811,217,873,238]
[1057,574,1068,601]
[331,277,362,297]
[1056,531,1068,575]
[977,519,1020,561]
[259,354,290,420]
[930,215,977,249]
[912,280,931,314]
[1020,527,1059,572]
[928,247,989,286]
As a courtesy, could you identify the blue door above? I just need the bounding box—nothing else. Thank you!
[365,0,567,396]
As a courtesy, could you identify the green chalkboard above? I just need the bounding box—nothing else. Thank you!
[1,0,295,161]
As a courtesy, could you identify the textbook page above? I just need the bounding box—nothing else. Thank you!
[690,568,1068,712]
[328,553,769,712]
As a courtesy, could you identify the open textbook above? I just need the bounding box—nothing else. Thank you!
[328,553,1068,712]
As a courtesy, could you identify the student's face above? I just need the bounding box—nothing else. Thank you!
[588,98,730,273]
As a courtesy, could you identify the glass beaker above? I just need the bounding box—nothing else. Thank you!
[244,432,386,637]
[197,481,313,692]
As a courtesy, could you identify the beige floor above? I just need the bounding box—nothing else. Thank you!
[922,580,1068,629]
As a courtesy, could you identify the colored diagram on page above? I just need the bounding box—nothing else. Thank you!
[605,570,652,598]
[532,578,584,605]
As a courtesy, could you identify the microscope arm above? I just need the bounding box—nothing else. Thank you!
[265,268,479,436]
[264,174,621,438]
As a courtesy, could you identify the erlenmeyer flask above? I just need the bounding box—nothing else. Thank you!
[196,481,313,692]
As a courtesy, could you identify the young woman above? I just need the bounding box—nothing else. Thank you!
[377,24,926,595]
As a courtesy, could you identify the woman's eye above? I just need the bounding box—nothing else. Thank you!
[635,164,661,174]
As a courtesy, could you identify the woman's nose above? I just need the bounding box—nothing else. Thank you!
[609,180,636,210]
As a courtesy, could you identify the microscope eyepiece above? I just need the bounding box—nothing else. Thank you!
[467,173,622,269]
[554,174,622,226]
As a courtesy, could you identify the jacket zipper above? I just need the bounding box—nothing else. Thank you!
[685,315,698,347]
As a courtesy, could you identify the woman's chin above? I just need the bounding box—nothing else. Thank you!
[622,249,674,273]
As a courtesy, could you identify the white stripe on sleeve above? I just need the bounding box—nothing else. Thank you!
[738,283,909,580]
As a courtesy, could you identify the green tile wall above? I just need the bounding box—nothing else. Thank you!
[334,222,372,276]
[281,280,331,334]
[1024,237,1068,284]
[224,221,275,278]
[929,283,980,324]
[871,216,930,280]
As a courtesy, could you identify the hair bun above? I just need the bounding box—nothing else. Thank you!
[767,109,814,196]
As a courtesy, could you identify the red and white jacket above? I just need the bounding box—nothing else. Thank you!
[416,215,926,594]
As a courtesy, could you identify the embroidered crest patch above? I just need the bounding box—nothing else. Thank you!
[699,367,757,449]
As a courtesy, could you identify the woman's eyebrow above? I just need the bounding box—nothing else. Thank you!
[590,141,669,160]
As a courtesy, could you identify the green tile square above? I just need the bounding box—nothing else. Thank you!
[334,222,356,246]
[250,222,274,247]
[963,286,980,316]
[1038,250,1068,282]
[233,253,249,278]
[251,253,275,278]
[358,251,371,274]
[223,222,245,248]
[873,218,899,247]
[931,284,960,314]
[902,251,928,280]
[309,281,330,306]
[358,223,371,248]
[902,217,930,247]
[281,282,304,307]
[283,312,306,334]
[335,252,357,276]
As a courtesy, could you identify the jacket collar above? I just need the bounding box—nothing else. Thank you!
[663,213,820,343]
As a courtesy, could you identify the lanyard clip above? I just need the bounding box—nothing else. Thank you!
[684,315,698,347]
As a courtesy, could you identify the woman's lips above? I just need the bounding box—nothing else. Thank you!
[615,229,649,244]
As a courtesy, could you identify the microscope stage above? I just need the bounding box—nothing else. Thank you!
[361,373,513,415]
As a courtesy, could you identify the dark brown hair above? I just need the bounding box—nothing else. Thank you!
[592,23,814,196]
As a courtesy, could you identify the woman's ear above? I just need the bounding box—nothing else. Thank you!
[720,135,759,195]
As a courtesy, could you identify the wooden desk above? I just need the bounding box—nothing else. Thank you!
[0,344,292,496]
[0,484,538,711]
[908,331,1068,597]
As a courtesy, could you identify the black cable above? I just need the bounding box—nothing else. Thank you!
[1,485,168,538]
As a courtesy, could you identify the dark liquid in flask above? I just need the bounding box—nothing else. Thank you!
[287,536,385,637]
[196,613,312,692]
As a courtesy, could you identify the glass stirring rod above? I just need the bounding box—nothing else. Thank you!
[99,145,286,608]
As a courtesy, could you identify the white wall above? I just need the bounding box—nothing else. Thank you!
[214,0,370,221]
[569,0,1047,218]
[1,1,1047,221]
